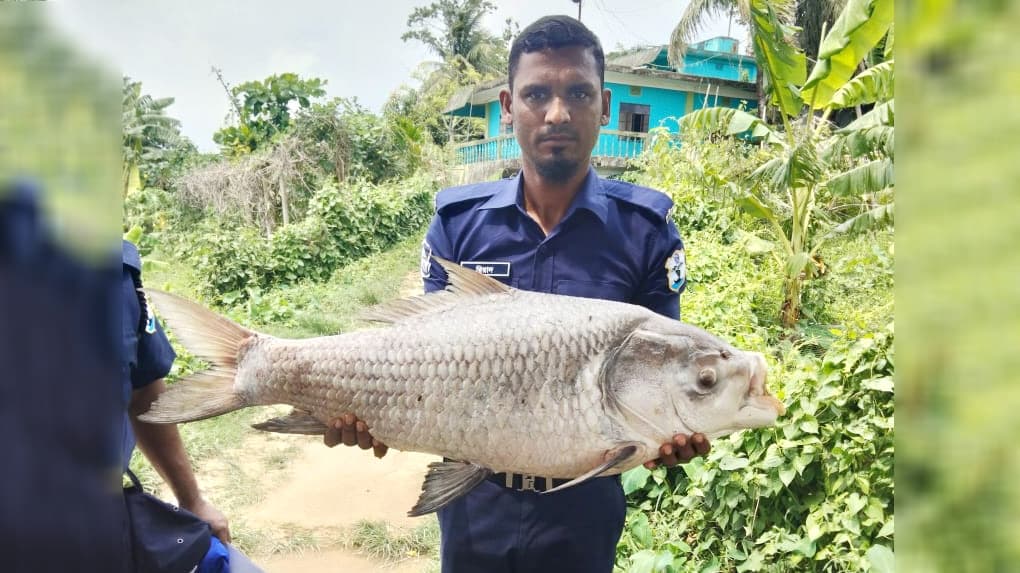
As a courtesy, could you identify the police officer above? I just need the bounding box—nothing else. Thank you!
[123,240,263,572]
[325,15,710,573]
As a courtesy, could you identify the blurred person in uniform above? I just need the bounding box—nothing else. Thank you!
[122,239,264,572]
[1,181,128,573]
[323,15,711,573]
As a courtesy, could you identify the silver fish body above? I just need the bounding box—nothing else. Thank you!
[141,259,784,515]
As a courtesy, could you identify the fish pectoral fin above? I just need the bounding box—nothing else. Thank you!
[252,409,329,435]
[408,460,492,517]
[543,442,643,495]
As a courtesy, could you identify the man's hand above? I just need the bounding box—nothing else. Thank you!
[323,413,389,459]
[185,497,231,543]
[643,433,710,469]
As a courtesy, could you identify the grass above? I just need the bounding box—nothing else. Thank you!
[345,519,441,565]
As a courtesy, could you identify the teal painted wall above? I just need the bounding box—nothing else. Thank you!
[698,37,738,53]
[682,53,756,82]
[606,82,687,133]
[486,101,502,138]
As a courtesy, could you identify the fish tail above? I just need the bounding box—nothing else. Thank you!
[137,289,254,424]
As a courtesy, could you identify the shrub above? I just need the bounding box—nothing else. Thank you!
[187,173,436,304]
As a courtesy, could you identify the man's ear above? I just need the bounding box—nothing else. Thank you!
[499,89,513,126]
[601,88,611,126]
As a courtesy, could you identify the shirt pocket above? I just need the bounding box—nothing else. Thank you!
[554,279,631,303]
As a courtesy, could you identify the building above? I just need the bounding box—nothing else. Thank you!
[444,36,759,179]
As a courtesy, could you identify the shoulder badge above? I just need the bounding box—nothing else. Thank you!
[665,249,686,292]
[144,293,157,334]
[420,240,433,279]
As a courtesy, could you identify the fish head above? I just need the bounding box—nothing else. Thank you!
[605,319,786,443]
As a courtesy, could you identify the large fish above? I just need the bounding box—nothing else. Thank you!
[140,258,785,516]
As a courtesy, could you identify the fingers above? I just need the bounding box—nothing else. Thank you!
[671,434,697,463]
[323,414,388,457]
[653,434,712,468]
[356,420,372,450]
[692,433,710,457]
[341,412,358,446]
[323,418,343,447]
[213,520,232,544]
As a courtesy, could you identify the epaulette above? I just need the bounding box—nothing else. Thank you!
[122,239,142,273]
[434,182,502,214]
[601,179,675,221]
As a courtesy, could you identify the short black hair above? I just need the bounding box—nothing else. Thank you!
[508,15,605,91]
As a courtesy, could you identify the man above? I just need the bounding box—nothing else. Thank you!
[326,15,710,572]
[123,240,262,572]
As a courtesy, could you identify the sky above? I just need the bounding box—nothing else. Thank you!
[49,0,740,152]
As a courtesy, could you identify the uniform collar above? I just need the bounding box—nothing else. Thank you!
[478,167,608,226]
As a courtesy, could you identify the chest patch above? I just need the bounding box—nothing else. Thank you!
[461,260,511,278]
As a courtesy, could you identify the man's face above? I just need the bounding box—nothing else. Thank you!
[500,45,610,183]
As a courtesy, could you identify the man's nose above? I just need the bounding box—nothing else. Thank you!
[545,97,570,124]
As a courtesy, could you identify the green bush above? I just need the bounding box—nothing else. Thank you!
[187,173,436,304]
[124,187,204,256]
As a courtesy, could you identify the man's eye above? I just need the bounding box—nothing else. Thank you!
[524,91,548,102]
[571,90,591,101]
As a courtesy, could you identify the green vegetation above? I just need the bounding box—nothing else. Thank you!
[345,519,440,564]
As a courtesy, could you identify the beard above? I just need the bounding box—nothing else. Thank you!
[534,153,583,183]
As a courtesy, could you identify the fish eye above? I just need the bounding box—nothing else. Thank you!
[698,368,717,388]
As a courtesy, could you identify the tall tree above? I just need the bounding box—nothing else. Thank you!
[402,0,511,77]
[213,73,326,156]
[122,77,182,195]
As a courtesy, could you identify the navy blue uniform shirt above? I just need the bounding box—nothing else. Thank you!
[423,167,686,315]
[121,240,176,468]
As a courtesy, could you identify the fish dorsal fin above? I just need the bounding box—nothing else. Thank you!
[408,460,492,516]
[359,291,462,324]
[434,256,511,296]
[359,257,511,325]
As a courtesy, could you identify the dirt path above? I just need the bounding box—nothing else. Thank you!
[229,271,437,572]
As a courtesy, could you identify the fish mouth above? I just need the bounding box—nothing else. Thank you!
[747,353,786,416]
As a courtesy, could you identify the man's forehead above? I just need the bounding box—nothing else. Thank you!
[515,46,599,82]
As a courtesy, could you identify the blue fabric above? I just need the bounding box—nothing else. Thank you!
[198,536,231,573]
[120,240,176,469]
[1,180,130,572]
[423,168,685,572]
[423,168,685,318]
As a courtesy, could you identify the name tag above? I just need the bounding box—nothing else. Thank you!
[461,260,511,278]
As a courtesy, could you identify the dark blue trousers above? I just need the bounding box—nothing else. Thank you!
[437,475,626,573]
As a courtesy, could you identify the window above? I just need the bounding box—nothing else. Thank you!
[618,103,650,133]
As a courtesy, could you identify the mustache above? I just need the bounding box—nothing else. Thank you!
[539,127,578,140]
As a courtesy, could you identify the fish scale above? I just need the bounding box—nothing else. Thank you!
[237,292,640,476]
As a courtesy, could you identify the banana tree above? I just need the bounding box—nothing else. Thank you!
[680,0,894,328]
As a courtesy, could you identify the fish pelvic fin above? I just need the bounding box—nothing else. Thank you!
[252,409,329,435]
[137,289,253,424]
[543,442,643,495]
[408,460,492,517]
